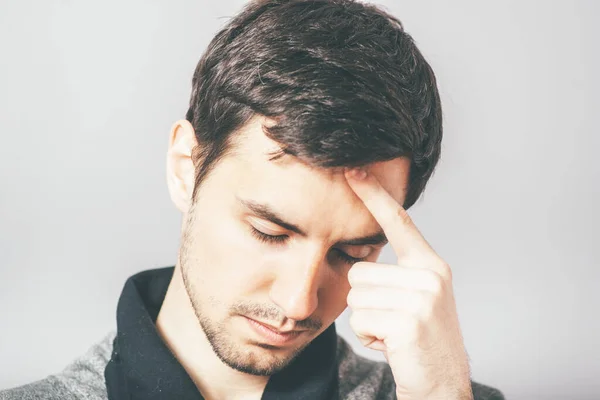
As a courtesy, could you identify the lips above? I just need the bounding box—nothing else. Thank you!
[245,317,304,346]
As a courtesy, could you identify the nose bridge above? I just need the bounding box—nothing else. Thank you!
[269,244,327,321]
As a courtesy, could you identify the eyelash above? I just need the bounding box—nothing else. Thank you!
[249,227,364,265]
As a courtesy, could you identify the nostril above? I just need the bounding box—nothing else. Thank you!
[270,283,319,322]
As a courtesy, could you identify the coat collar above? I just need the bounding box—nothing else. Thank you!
[104,267,339,400]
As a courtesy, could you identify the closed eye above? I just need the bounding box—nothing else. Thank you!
[329,249,363,265]
[250,226,365,265]
[250,226,288,245]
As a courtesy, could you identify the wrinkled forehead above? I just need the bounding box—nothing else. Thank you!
[231,116,410,201]
[223,116,410,237]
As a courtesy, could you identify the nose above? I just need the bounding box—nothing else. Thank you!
[268,248,325,322]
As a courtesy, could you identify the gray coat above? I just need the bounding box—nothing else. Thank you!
[0,332,504,400]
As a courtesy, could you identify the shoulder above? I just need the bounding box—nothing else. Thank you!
[0,331,115,400]
[335,336,505,400]
[335,335,397,400]
[471,381,505,400]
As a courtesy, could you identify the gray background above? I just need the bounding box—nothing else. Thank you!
[0,1,598,399]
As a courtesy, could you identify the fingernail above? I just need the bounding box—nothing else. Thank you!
[348,168,367,180]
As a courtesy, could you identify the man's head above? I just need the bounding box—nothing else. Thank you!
[166,0,442,377]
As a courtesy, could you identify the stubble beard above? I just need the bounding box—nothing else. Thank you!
[179,225,310,376]
[180,264,311,376]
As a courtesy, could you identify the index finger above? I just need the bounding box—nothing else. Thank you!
[344,167,432,259]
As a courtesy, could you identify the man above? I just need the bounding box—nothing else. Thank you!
[1,0,504,399]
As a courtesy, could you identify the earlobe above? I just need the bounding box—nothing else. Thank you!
[166,119,198,213]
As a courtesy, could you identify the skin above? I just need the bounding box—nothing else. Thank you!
[157,115,471,400]
[345,170,472,400]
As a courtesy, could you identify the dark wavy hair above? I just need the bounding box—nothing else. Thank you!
[185,0,442,209]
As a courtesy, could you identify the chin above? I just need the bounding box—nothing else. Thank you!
[221,341,303,376]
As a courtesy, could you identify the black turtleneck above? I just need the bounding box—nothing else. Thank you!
[104,267,339,400]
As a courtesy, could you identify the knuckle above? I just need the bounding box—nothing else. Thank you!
[353,261,369,270]
[437,261,453,282]
[346,270,356,286]
[430,274,445,294]
[347,262,367,285]
[346,268,357,285]
[422,269,444,294]
[346,289,357,308]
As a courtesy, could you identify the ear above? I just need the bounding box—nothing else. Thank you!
[166,119,197,213]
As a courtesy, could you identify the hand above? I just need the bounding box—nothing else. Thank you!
[344,168,473,400]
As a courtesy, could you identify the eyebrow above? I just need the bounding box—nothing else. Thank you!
[237,197,389,247]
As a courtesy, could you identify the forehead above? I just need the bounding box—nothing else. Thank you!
[220,116,410,235]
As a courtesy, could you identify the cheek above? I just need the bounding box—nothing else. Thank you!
[187,208,274,299]
[319,268,352,322]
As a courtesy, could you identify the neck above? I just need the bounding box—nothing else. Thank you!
[156,265,269,400]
